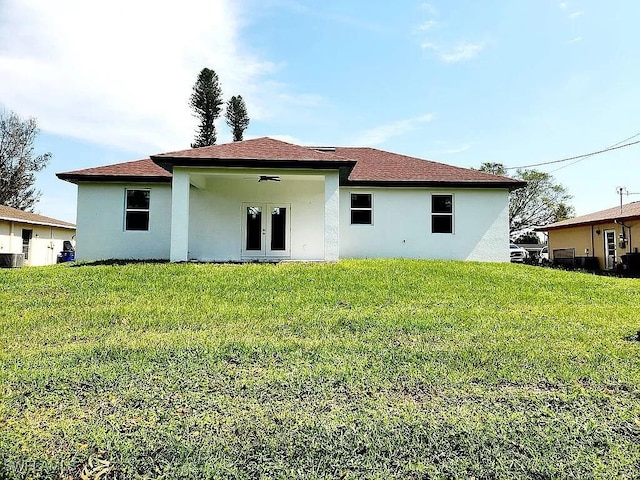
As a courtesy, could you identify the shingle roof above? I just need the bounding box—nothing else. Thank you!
[538,201,640,230]
[155,137,350,162]
[334,147,521,185]
[0,204,76,229]
[57,137,523,188]
[56,158,172,184]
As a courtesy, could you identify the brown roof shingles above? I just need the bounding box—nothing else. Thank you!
[57,158,172,183]
[0,204,75,229]
[57,137,523,188]
[334,147,521,184]
[539,201,640,230]
[154,137,350,162]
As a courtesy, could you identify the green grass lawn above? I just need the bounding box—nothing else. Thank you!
[1,259,639,479]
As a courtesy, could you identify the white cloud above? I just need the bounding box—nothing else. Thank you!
[440,43,486,63]
[568,36,582,43]
[559,2,568,9]
[352,114,435,146]
[569,10,584,19]
[421,42,438,51]
[420,3,437,15]
[264,134,306,145]
[0,0,319,153]
[418,20,437,32]
[247,134,311,146]
[422,41,486,63]
[434,144,470,155]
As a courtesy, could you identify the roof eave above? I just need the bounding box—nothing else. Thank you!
[536,222,596,231]
[343,179,526,189]
[56,173,172,185]
[0,216,75,229]
[537,214,640,231]
[150,156,356,173]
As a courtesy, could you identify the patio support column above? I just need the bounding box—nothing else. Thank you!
[170,168,190,262]
[324,171,340,261]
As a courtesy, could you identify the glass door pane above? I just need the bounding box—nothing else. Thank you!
[605,230,616,269]
[270,207,287,251]
[22,229,32,260]
[243,203,290,258]
[245,206,262,251]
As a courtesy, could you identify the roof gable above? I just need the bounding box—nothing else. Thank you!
[0,204,75,229]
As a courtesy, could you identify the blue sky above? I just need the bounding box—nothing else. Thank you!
[1,0,638,223]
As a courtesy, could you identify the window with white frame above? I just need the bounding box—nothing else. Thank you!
[125,189,150,231]
[431,194,453,233]
[350,193,372,225]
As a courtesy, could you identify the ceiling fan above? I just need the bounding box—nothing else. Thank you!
[258,175,281,182]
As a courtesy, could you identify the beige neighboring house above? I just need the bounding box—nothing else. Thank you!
[0,205,76,266]
[537,201,640,272]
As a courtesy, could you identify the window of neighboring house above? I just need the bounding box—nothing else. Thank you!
[125,189,150,231]
[432,194,453,233]
[350,193,372,225]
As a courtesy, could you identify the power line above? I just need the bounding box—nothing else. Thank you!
[506,139,640,170]
[548,132,640,174]
[505,133,640,171]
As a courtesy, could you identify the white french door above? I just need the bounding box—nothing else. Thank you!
[242,203,290,258]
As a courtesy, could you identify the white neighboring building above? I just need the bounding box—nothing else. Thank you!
[0,205,76,266]
[57,137,524,263]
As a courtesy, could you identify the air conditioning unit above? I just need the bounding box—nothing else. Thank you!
[0,253,24,268]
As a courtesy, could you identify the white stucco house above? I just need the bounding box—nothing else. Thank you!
[57,137,524,263]
[0,205,76,266]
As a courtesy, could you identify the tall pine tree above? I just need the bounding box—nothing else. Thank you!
[190,68,223,148]
[225,95,250,142]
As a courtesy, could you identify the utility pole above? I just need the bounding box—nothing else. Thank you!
[616,187,627,214]
[616,186,640,214]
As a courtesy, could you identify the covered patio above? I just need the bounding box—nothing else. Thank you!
[168,167,341,262]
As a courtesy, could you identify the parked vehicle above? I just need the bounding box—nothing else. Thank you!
[510,243,529,263]
[539,246,549,265]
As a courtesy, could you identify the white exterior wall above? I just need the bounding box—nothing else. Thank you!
[339,187,510,262]
[0,220,75,266]
[74,176,509,263]
[76,182,172,261]
[187,172,326,261]
[0,221,16,254]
